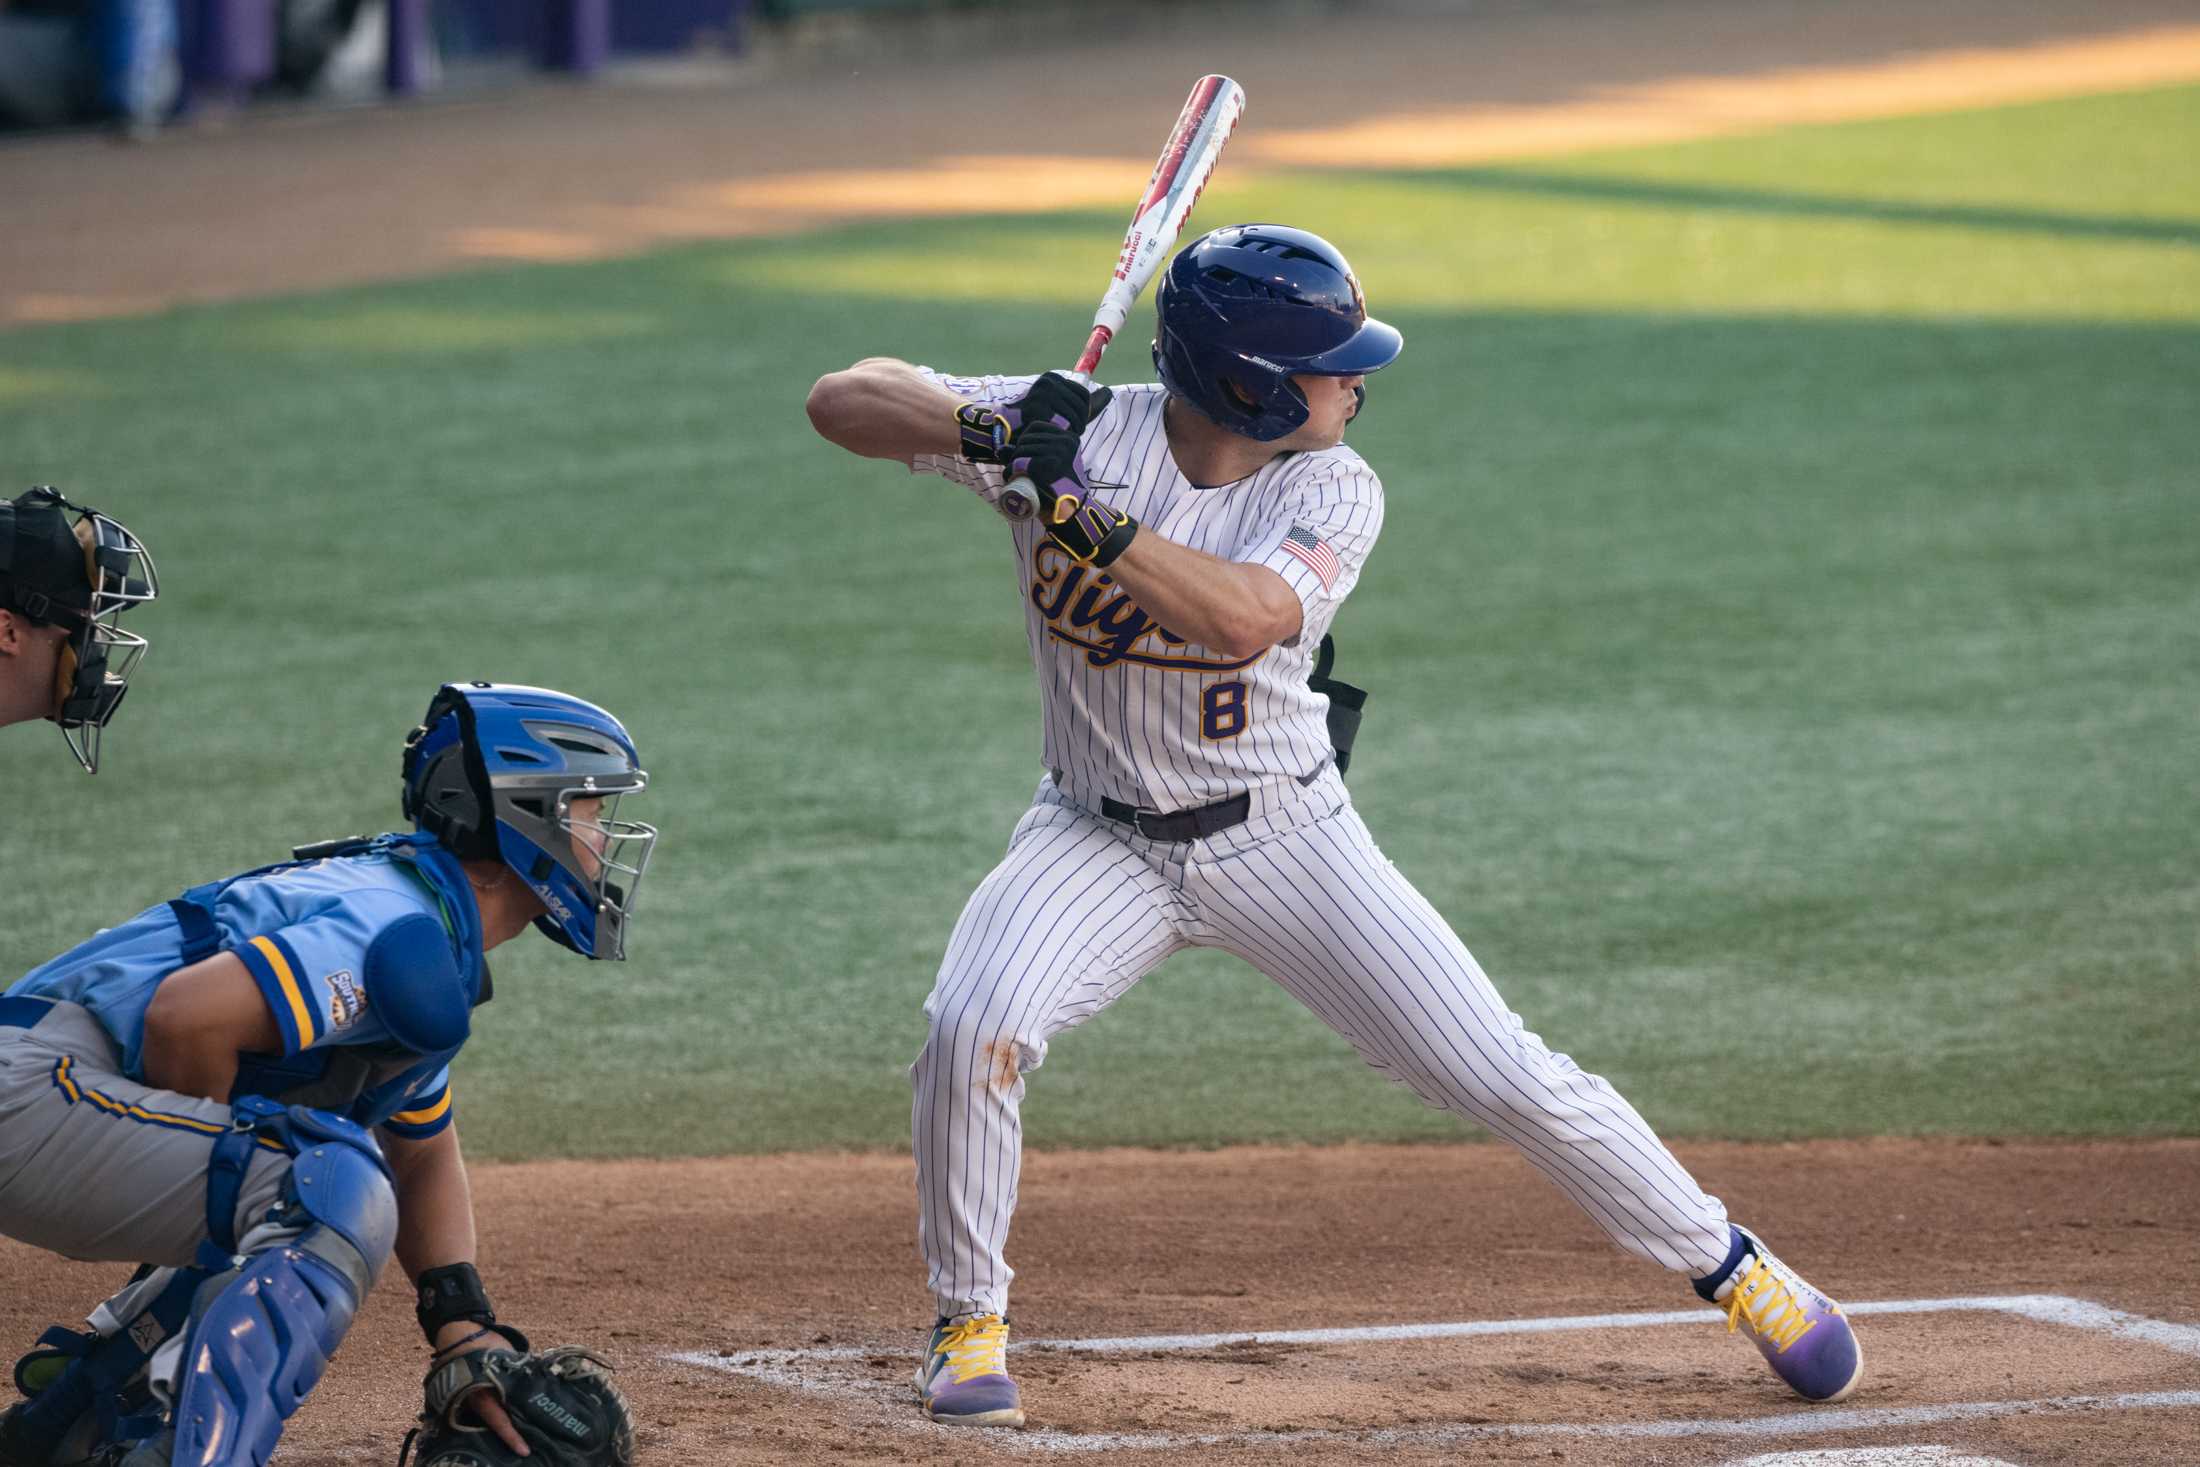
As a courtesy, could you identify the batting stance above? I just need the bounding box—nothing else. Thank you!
[0,486,158,773]
[0,683,649,1467]
[808,225,1863,1427]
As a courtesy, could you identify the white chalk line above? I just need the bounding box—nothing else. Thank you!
[666,1293,2200,1453]
[1731,1448,2023,1467]
[675,1293,2200,1364]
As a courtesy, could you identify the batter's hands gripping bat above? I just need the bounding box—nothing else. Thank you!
[1002,74,1246,501]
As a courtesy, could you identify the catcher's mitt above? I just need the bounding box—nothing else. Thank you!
[398,1345,635,1467]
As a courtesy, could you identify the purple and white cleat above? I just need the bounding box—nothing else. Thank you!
[915,1313,1025,1428]
[1696,1225,1864,1403]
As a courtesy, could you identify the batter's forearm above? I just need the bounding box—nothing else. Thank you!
[806,357,964,461]
[1104,533,1302,659]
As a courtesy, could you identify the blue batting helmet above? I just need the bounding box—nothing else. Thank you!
[401,683,657,961]
[1153,224,1403,442]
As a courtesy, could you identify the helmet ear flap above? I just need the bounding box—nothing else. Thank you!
[1223,375,1303,423]
[402,685,499,860]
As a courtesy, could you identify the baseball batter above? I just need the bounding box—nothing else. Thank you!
[0,683,651,1467]
[807,225,1864,1427]
[0,486,158,773]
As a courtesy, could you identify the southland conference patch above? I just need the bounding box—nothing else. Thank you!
[327,969,368,1031]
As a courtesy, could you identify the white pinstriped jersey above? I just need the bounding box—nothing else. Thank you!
[901,375,1739,1327]
[911,373,1383,815]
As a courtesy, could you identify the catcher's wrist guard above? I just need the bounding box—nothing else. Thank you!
[956,403,1013,464]
[1040,489,1139,569]
[416,1263,498,1347]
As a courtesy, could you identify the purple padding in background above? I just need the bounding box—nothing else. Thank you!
[387,0,427,92]
[448,0,741,56]
[614,0,742,52]
[180,0,276,88]
[543,0,608,72]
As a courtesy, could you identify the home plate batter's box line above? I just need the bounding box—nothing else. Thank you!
[667,1295,2200,1453]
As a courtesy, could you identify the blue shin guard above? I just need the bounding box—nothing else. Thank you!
[165,1244,361,1466]
[168,1118,397,1467]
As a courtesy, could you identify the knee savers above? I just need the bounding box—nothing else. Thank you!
[258,1111,400,1278]
[206,1096,398,1268]
[167,1102,398,1467]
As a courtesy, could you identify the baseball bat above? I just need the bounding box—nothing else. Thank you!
[1003,74,1246,499]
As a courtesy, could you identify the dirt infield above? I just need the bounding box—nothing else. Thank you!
[3,1141,2195,1464]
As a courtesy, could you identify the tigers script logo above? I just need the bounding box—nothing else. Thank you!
[1028,542,1260,672]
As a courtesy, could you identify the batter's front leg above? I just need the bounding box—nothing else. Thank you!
[909,804,1182,1319]
[907,801,1183,1427]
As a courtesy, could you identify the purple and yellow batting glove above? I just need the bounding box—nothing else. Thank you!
[955,373,1113,464]
[1008,422,1139,569]
[955,402,1017,463]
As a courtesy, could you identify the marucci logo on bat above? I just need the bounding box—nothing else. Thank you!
[1028,542,1260,671]
[1115,228,1146,281]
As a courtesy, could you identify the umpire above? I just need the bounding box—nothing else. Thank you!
[0,486,158,773]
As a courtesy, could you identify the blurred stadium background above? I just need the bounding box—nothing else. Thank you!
[17,0,1283,132]
[2,0,2195,1163]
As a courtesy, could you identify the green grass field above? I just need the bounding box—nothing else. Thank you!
[3,86,2195,1158]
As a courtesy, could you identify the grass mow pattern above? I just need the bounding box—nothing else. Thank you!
[2,86,2194,1158]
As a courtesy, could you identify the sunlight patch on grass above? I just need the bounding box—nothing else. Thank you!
[0,367,104,402]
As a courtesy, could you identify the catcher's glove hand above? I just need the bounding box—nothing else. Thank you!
[399,1345,635,1467]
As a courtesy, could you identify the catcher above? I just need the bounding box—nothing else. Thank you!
[0,683,648,1467]
[0,486,158,773]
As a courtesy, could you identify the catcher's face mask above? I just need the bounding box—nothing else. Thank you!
[493,738,657,963]
[551,785,657,961]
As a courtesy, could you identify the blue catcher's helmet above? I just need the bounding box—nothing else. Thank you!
[401,683,657,961]
[1153,224,1403,443]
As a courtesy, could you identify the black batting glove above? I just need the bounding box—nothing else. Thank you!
[955,374,1115,464]
[1011,373,1113,436]
[1008,422,1138,569]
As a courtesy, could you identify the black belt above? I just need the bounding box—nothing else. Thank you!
[1099,791,1253,843]
[0,994,57,1030]
[1082,760,1331,843]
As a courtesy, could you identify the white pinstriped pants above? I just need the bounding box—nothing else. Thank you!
[910,769,1735,1319]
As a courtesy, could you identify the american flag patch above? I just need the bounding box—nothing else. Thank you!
[1280,524,1341,591]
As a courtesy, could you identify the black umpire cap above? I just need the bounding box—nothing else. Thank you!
[0,486,101,623]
